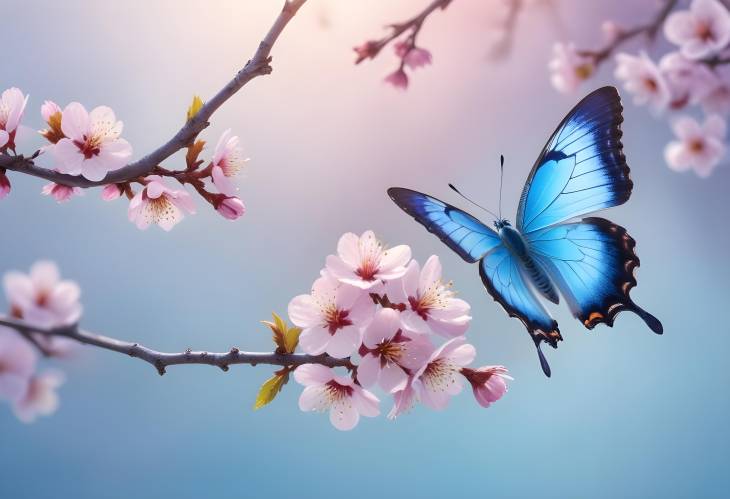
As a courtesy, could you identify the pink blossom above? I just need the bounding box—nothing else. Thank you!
[412,336,476,410]
[325,230,411,290]
[387,375,418,419]
[384,69,409,90]
[614,52,671,110]
[101,184,123,201]
[664,0,730,60]
[41,100,61,122]
[0,329,37,402]
[601,21,623,44]
[0,172,10,199]
[52,102,132,181]
[0,87,29,150]
[664,114,726,177]
[395,42,432,69]
[699,65,730,115]
[548,42,595,94]
[357,308,433,393]
[216,196,245,220]
[294,364,379,431]
[41,182,83,203]
[3,260,83,329]
[390,256,471,338]
[211,129,247,196]
[288,275,374,358]
[128,176,196,231]
[461,365,511,408]
[659,52,716,107]
[12,370,65,423]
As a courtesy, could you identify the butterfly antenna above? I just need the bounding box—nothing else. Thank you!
[448,183,499,220]
[498,154,505,220]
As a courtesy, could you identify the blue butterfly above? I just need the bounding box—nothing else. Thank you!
[388,86,662,377]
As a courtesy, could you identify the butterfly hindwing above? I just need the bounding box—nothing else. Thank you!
[479,246,562,376]
[517,86,633,234]
[527,217,663,334]
[387,188,501,263]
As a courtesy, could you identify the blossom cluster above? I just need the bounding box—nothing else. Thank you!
[287,230,510,431]
[0,89,248,230]
[0,262,82,423]
[549,0,730,178]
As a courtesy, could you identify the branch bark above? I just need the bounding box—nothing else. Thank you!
[0,0,307,188]
[0,316,353,376]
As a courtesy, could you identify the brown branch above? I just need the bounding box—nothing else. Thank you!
[0,316,353,376]
[578,0,678,65]
[354,0,453,64]
[0,0,307,188]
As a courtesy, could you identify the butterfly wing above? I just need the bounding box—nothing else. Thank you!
[517,86,633,234]
[387,188,501,263]
[479,247,562,376]
[527,217,662,334]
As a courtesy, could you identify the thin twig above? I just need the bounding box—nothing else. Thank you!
[0,0,307,188]
[0,316,353,376]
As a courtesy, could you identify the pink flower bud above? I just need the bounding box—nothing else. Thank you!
[101,184,123,201]
[41,183,82,203]
[41,100,62,123]
[216,196,245,220]
[353,41,380,64]
[384,69,409,90]
[0,172,11,199]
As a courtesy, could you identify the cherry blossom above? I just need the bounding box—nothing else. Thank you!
[384,69,409,90]
[0,329,36,402]
[128,176,196,231]
[664,0,730,60]
[101,184,123,201]
[0,173,10,199]
[461,366,512,408]
[325,230,411,290]
[12,370,65,423]
[548,42,595,94]
[294,364,379,431]
[0,87,29,151]
[216,196,246,220]
[387,375,418,419]
[52,102,132,181]
[3,261,82,329]
[395,42,432,69]
[353,40,380,64]
[390,256,471,338]
[614,52,671,110]
[357,308,433,393]
[288,275,374,358]
[664,114,726,177]
[211,129,247,196]
[412,336,476,410]
[699,66,730,115]
[41,182,83,203]
[41,100,61,122]
[659,52,716,107]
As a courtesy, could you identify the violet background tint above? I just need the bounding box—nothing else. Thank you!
[1,1,728,498]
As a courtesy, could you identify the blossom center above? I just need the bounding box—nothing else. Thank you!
[323,306,353,334]
[10,304,23,319]
[696,21,715,42]
[73,134,102,159]
[375,339,403,366]
[408,281,450,320]
[325,379,353,401]
[422,358,456,392]
[355,257,379,281]
[643,77,658,93]
[689,138,705,153]
[35,290,50,308]
[574,63,594,80]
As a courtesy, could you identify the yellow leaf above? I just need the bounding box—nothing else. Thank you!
[185,140,206,169]
[284,325,301,354]
[253,372,288,410]
[186,95,204,122]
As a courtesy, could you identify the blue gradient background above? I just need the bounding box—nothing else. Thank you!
[1,1,728,498]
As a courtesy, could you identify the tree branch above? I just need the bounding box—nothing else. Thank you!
[0,0,307,188]
[0,316,353,376]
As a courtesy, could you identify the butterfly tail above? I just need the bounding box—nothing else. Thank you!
[534,338,552,378]
[628,300,663,335]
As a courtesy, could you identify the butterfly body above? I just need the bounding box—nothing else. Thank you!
[388,87,663,377]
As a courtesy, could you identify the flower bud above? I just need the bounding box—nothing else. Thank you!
[216,196,245,220]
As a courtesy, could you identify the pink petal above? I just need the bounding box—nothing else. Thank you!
[352,387,380,417]
[356,354,380,388]
[329,399,360,430]
[298,326,331,355]
[325,325,361,358]
[293,364,334,386]
[298,385,329,412]
[60,102,89,141]
[378,362,408,393]
[362,308,400,348]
